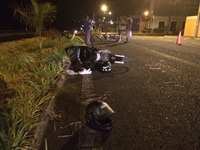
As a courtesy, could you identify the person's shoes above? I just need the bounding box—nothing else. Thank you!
[124,41,130,43]
[78,69,92,75]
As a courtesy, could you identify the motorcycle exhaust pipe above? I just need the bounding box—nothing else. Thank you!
[115,55,125,57]
[114,61,124,64]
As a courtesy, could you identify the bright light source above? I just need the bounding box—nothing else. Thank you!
[109,11,112,15]
[101,5,107,12]
[144,11,149,16]
[74,30,77,34]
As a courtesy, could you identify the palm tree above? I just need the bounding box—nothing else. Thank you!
[12,0,57,49]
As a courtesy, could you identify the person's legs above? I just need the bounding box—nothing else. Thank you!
[118,35,122,42]
[126,29,130,42]
[85,30,91,44]
[117,30,122,42]
[84,33,87,43]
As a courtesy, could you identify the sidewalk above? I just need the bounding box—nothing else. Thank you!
[94,31,200,40]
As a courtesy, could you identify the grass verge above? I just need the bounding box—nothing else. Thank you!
[0,36,82,149]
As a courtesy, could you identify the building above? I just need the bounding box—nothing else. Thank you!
[140,0,199,34]
[184,15,200,37]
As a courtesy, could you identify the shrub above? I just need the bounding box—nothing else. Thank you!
[153,28,165,33]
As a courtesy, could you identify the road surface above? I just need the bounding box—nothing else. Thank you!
[92,36,200,150]
[39,35,200,150]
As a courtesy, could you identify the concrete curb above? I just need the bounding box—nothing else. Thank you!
[33,59,71,149]
[33,37,86,149]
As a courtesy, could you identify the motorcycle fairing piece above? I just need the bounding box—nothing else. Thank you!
[65,46,100,70]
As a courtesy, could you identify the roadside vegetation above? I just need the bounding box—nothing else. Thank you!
[11,0,57,50]
[0,0,84,148]
[0,35,82,149]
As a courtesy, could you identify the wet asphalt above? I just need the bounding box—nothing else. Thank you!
[39,35,200,150]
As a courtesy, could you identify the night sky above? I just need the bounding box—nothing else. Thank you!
[0,0,149,31]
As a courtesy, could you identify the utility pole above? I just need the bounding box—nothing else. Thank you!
[93,2,94,21]
[194,2,200,38]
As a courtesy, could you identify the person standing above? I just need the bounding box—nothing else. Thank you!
[125,15,133,43]
[97,20,102,33]
[117,16,125,42]
[83,15,92,44]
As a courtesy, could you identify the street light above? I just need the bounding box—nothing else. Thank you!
[101,5,107,12]
[93,4,111,22]
[144,11,149,16]
[143,11,150,29]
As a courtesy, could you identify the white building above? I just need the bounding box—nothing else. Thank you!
[140,0,199,34]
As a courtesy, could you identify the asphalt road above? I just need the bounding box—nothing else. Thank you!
[90,36,200,150]
[38,35,200,150]
[0,31,36,42]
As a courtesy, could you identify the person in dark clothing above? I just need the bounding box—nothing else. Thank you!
[83,15,92,44]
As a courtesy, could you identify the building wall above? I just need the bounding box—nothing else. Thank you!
[146,0,200,34]
[149,16,186,32]
[184,16,200,37]
[151,0,199,16]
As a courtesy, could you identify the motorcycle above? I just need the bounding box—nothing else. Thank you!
[65,44,133,73]
[61,30,80,39]
[96,34,119,41]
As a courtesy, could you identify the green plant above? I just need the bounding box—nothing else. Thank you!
[0,37,81,149]
[11,0,57,49]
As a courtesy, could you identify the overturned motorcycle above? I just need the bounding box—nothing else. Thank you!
[96,34,119,41]
[64,45,133,74]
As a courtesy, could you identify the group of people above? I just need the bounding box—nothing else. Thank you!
[117,15,133,43]
[83,15,133,45]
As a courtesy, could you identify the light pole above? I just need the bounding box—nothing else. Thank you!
[194,2,200,38]
[144,11,150,28]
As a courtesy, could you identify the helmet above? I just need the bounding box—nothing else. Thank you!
[85,100,114,131]
[96,61,112,72]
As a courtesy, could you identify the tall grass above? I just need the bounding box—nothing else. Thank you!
[0,36,82,149]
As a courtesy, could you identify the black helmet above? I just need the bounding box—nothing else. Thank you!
[85,100,114,131]
[96,61,111,72]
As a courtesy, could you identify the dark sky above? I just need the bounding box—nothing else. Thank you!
[0,0,150,30]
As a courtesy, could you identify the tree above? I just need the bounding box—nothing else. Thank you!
[12,0,57,49]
